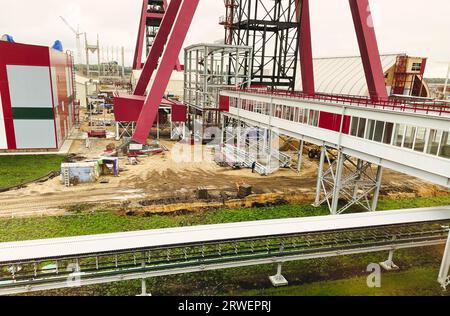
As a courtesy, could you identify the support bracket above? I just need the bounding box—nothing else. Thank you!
[269,263,289,287]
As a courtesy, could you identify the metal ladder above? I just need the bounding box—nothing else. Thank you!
[67,50,80,126]
[63,168,70,187]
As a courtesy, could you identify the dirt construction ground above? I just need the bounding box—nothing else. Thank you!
[1,133,449,218]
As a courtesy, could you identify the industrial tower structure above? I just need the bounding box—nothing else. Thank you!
[220,0,300,90]
[133,0,182,71]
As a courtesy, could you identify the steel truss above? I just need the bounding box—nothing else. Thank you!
[221,0,299,90]
[115,122,136,141]
[314,147,383,215]
[0,221,448,295]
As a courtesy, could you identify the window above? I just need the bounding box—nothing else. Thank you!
[366,120,376,140]
[383,122,394,144]
[393,124,406,147]
[302,109,309,124]
[308,110,319,127]
[403,126,416,149]
[439,132,450,159]
[413,127,427,153]
[374,121,385,142]
[426,129,442,155]
[357,118,367,138]
[350,117,359,136]
[411,62,422,72]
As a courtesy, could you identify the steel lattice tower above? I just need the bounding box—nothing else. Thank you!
[221,0,299,90]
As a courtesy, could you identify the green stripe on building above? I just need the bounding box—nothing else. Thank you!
[12,108,54,120]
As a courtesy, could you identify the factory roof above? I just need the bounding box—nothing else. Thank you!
[297,54,400,96]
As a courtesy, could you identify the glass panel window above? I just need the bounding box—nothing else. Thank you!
[439,132,450,159]
[413,127,427,153]
[374,121,385,142]
[426,129,442,155]
[366,119,376,140]
[357,118,366,138]
[403,126,416,149]
[308,110,319,126]
[383,122,394,144]
[350,117,358,136]
[393,124,405,147]
[302,110,309,124]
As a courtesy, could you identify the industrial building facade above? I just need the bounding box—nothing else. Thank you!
[0,41,75,152]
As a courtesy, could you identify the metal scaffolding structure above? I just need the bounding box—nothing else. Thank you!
[219,116,290,175]
[220,0,299,90]
[184,44,252,136]
[314,148,383,215]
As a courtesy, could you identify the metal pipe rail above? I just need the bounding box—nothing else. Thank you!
[0,208,449,295]
[224,87,450,116]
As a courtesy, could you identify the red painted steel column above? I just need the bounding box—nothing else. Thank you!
[132,0,200,145]
[134,0,183,96]
[349,0,388,101]
[132,0,148,70]
[296,0,315,95]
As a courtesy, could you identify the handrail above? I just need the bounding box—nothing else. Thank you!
[223,87,450,116]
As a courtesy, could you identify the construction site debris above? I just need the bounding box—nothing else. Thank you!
[197,187,209,200]
[238,184,253,198]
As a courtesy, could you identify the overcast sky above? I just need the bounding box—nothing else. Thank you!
[1,0,449,78]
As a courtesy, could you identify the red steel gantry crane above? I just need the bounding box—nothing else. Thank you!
[119,0,388,145]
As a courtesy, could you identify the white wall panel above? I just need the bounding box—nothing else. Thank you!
[7,65,53,108]
[13,120,56,149]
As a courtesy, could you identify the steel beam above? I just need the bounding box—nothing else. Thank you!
[438,230,450,289]
[133,0,151,70]
[134,0,183,95]
[314,146,326,207]
[296,0,315,95]
[349,0,388,101]
[132,0,200,145]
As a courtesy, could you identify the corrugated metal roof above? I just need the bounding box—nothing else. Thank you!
[298,54,399,96]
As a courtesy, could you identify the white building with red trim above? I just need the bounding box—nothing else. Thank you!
[0,40,76,153]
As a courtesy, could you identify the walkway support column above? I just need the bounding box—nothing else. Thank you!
[331,151,345,215]
[438,231,450,290]
[371,165,383,212]
[314,146,326,207]
[349,0,388,101]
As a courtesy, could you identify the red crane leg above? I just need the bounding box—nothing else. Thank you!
[132,0,149,70]
[134,0,183,96]
[132,0,200,145]
[349,0,388,101]
[296,0,315,95]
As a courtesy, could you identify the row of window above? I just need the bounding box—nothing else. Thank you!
[230,97,450,159]
[350,117,450,158]
[236,98,320,128]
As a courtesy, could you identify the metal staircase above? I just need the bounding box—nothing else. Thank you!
[219,144,292,175]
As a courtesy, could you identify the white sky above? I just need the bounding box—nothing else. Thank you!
[1,0,449,78]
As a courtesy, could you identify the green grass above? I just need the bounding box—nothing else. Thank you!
[1,195,449,243]
[239,267,449,296]
[0,155,65,189]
